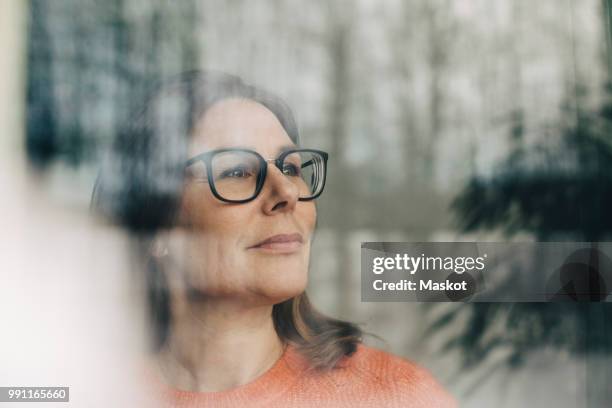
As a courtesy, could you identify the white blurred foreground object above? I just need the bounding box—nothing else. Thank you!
[0,208,158,407]
[0,1,157,407]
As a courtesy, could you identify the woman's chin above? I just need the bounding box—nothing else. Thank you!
[260,277,307,303]
[249,269,307,303]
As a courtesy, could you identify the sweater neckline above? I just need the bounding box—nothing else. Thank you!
[149,343,309,405]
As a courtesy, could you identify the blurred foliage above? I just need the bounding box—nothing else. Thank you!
[444,6,612,398]
[445,81,612,363]
[443,0,612,374]
[453,84,612,241]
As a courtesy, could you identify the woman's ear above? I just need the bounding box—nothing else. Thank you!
[151,234,169,258]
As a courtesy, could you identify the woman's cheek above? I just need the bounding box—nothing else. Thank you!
[303,203,317,234]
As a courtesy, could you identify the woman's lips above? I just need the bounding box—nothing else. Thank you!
[249,233,304,253]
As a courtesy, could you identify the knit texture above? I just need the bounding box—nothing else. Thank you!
[149,343,457,407]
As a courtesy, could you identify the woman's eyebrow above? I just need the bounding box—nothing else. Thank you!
[277,144,298,155]
[191,144,298,157]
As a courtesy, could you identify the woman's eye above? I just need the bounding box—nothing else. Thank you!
[220,166,253,179]
[282,163,301,176]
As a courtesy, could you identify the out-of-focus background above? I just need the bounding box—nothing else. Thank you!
[3,0,612,406]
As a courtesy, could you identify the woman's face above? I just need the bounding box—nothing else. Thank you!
[167,98,316,305]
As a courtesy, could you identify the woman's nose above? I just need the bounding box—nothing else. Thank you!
[261,164,299,214]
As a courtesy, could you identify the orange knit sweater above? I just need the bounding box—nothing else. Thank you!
[148,343,457,407]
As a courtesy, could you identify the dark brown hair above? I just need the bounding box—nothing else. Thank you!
[92,70,361,370]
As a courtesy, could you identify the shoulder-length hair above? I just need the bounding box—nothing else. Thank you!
[92,70,361,370]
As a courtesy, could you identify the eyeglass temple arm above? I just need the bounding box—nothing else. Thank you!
[301,159,314,168]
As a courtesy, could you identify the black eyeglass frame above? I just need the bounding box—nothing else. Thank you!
[185,148,329,204]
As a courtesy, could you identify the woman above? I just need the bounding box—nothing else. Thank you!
[93,71,456,407]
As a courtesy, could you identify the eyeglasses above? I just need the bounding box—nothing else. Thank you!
[185,148,328,203]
